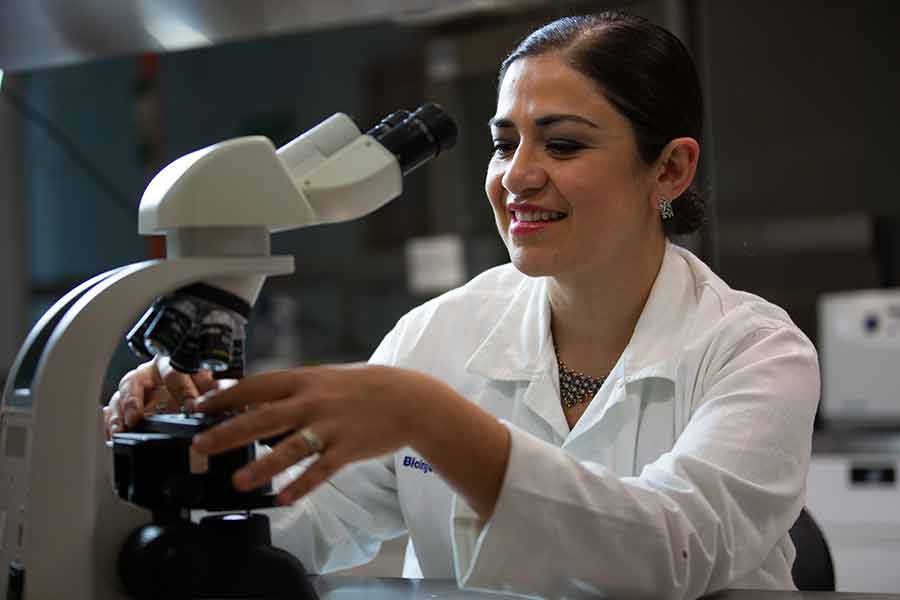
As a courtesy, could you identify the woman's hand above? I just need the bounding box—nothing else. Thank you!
[192,363,511,519]
[190,364,426,506]
[102,355,221,437]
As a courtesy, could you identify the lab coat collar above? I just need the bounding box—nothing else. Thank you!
[464,276,553,382]
[619,241,694,383]
[463,279,568,436]
[465,241,692,386]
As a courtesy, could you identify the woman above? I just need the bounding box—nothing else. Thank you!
[105,12,819,599]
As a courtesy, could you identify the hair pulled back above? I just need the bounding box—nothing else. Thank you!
[500,12,705,235]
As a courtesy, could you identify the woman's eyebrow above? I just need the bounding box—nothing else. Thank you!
[488,114,600,129]
[488,117,515,129]
[535,114,600,128]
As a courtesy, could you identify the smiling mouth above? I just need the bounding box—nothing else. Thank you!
[510,209,567,223]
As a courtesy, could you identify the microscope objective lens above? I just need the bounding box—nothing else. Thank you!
[143,297,198,357]
[169,328,202,373]
[126,303,163,360]
[198,309,236,372]
[215,332,246,380]
[127,285,253,375]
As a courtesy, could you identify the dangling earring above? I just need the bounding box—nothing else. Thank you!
[658,197,674,220]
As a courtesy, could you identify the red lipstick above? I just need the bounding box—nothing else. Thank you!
[508,203,567,236]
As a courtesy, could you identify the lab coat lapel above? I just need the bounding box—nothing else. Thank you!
[612,388,642,476]
[619,242,695,378]
[519,345,570,442]
[465,276,569,440]
[563,243,691,470]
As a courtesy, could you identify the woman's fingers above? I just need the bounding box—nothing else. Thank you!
[231,427,329,492]
[150,370,215,413]
[117,360,162,427]
[103,395,123,437]
[185,365,416,503]
[276,450,344,505]
[192,369,219,396]
[192,398,308,455]
[193,370,302,414]
[107,360,162,434]
[158,357,202,410]
[144,385,176,414]
[116,372,142,428]
[108,358,214,435]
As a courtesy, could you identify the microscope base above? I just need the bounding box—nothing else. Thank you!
[118,513,318,600]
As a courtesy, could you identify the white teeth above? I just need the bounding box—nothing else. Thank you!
[513,210,565,222]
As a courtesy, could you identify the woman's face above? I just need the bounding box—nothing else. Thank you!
[486,54,662,280]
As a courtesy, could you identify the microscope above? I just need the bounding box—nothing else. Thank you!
[0,104,457,599]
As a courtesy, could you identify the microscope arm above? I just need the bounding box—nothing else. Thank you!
[1,256,291,599]
[138,114,402,236]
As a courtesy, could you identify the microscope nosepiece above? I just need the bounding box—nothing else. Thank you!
[125,284,250,376]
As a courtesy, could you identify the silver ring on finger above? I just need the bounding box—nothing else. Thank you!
[299,427,324,454]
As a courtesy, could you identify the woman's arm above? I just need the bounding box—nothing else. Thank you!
[407,371,511,523]
[451,324,819,599]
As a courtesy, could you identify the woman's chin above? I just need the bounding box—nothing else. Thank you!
[509,252,560,278]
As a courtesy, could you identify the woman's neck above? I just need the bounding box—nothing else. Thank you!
[548,236,666,377]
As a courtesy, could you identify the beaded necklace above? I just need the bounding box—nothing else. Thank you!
[555,344,607,409]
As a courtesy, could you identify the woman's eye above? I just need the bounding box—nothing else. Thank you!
[546,140,584,156]
[492,141,516,157]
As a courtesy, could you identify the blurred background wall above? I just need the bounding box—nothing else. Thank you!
[697,0,900,338]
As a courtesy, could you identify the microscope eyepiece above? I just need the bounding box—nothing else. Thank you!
[368,103,458,176]
[366,110,410,140]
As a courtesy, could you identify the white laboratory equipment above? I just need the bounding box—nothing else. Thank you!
[0,105,456,599]
[807,439,900,592]
[818,289,900,425]
[809,289,900,592]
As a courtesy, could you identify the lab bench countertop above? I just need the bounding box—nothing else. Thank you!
[312,577,900,599]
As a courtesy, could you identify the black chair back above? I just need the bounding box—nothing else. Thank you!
[789,507,835,591]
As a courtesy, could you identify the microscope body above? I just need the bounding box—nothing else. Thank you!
[0,256,293,599]
[0,106,457,598]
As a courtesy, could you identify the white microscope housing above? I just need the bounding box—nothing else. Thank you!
[0,105,456,599]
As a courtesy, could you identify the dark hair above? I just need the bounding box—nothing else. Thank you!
[499,12,705,235]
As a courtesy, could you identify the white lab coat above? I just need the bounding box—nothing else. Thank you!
[267,241,820,599]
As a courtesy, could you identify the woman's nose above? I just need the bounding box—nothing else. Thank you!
[501,145,546,196]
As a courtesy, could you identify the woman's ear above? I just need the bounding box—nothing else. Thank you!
[654,137,700,202]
